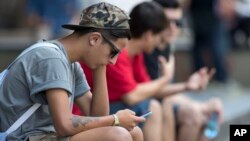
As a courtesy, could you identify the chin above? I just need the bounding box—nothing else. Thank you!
[89,65,97,69]
[84,63,95,70]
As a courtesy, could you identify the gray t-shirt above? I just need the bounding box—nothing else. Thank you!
[0,40,90,140]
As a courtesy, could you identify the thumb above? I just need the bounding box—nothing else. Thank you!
[199,67,208,75]
[208,68,216,79]
[134,116,146,123]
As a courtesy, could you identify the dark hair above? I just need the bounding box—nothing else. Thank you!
[129,1,168,38]
[73,28,131,40]
[154,0,181,8]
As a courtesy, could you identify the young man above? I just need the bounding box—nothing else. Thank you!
[144,0,224,141]
[78,2,176,141]
[0,2,145,141]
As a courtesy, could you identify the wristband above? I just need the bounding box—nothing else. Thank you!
[112,114,120,126]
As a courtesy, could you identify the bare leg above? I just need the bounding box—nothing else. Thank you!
[177,102,205,141]
[143,99,163,141]
[70,126,133,141]
[164,95,204,141]
[162,97,176,141]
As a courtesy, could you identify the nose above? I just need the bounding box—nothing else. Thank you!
[108,56,118,65]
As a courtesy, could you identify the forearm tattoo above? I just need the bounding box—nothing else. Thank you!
[71,116,100,128]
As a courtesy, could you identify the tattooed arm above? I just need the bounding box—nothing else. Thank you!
[46,88,114,137]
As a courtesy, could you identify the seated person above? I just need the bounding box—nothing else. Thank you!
[0,2,145,141]
[144,0,224,141]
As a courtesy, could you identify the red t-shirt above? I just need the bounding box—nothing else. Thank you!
[73,48,151,115]
[106,49,151,101]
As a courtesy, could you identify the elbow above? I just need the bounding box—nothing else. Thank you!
[125,99,138,106]
[122,94,140,106]
[55,126,71,137]
[56,128,70,137]
[53,119,74,137]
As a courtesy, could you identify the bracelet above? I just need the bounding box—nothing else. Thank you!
[112,114,120,126]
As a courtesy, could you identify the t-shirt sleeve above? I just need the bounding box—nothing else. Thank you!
[74,62,90,98]
[107,53,137,100]
[29,58,73,104]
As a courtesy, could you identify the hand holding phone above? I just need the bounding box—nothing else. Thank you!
[140,111,153,118]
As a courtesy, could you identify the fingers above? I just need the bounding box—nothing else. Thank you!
[158,55,168,70]
[134,116,146,123]
[199,67,208,74]
[125,109,135,115]
[198,67,216,90]
[117,109,146,131]
[125,116,145,131]
[158,55,167,64]
[208,68,216,79]
[126,116,145,131]
[208,98,224,123]
[199,67,216,78]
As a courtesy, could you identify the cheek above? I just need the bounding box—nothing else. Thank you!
[99,47,111,63]
[145,42,156,53]
[154,36,161,46]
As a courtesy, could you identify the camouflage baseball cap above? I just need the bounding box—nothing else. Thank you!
[62,2,130,30]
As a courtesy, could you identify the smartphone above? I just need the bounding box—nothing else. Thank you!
[203,112,220,139]
[140,111,153,118]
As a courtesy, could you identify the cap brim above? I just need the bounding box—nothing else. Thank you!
[62,24,90,30]
[62,24,129,30]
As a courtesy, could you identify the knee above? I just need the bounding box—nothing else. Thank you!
[149,99,162,119]
[162,98,174,119]
[178,105,203,127]
[110,127,133,141]
[130,126,143,141]
[207,98,223,112]
[146,99,163,125]
[162,97,175,106]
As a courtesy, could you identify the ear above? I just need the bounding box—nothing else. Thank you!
[88,32,102,46]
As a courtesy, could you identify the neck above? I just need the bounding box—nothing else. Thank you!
[58,34,85,63]
[127,38,144,57]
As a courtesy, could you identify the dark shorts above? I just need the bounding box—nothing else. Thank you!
[173,104,180,137]
[173,104,179,124]
[110,99,151,128]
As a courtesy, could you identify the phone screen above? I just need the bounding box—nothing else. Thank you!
[140,111,152,118]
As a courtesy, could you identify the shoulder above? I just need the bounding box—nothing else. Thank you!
[24,43,65,64]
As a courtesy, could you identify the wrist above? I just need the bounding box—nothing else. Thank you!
[112,114,120,126]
